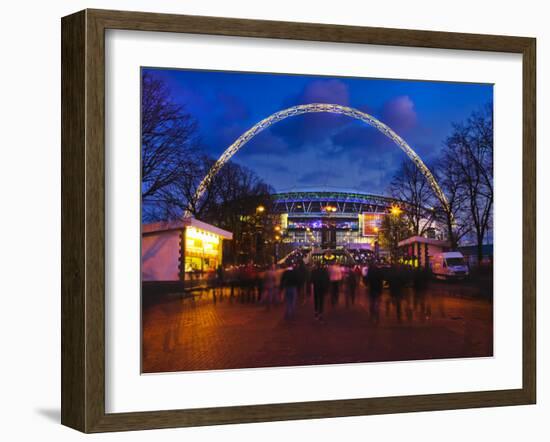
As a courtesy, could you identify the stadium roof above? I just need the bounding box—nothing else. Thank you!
[272,189,398,205]
[275,185,389,196]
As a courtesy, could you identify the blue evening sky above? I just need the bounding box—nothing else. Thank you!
[143,67,492,195]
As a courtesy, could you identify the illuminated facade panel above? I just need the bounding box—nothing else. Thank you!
[362,213,385,236]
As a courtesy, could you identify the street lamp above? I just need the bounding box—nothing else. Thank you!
[256,205,265,214]
[390,205,402,216]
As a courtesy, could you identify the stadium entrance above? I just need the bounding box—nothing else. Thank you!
[272,189,394,253]
[321,223,337,249]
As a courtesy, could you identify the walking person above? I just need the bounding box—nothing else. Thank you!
[388,264,406,322]
[345,265,359,307]
[311,263,330,321]
[295,259,307,305]
[303,263,312,305]
[361,264,369,288]
[215,264,224,300]
[262,264,278,311]
[328,262,343,307]
[243,263,256,303]
[280,266,299,320]
[367,263,383,324]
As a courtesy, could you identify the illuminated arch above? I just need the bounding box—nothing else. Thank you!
[192,103,449,214]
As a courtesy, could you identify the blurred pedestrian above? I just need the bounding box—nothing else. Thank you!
[215,264,224,299]
[295,259,307,304]
[328,262,343,306]
[311,263,330,320]
[368,263,383,323]
[263,264,278,310]
[280,266,299,320]
[242,263,257,303]
[389,265,406,322]
[361,264,369,286]
[345,265,359,307]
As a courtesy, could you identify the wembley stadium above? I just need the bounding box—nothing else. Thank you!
[272,188,417,251]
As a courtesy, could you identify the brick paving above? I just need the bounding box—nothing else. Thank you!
[142,282,493,373]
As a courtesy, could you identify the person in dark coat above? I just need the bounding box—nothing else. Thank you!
[311,263,330,320]
[295,259,307,304]
[345,265,359,307]
[280,266,300,320]
[368,263,383,323]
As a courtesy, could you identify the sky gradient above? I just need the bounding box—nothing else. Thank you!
[143,67,492,195]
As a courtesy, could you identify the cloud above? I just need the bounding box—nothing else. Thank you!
[298,80,350,106]
[216,92,250,122]
[332,124,386,151]
[209,86,420,166]
[357,156,401,193]
[380,95,417,133]
[200,92,253,154]
[235,155,291,175]
[203,87,425,196]
[329,121,400,165]
[270,80,351,146]
[209,80,352,158]
[325,95,424,169]
[235,128,290,157]
[253,162,290,174]
[411,142,438,161]
[298,169,343,185]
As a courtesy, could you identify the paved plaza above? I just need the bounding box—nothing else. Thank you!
[142,281,493,373]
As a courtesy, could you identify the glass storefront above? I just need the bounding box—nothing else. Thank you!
[184,227,223,273]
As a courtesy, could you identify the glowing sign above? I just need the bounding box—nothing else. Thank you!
[185,227,221,257]
[186,227,220,244]
[362,213,385,236]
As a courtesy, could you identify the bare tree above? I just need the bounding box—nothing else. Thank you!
[389,160,437,237]
[441,103,493,261]
[152,154,219,220]
[433,155,472,248]
[141,72,200,222]
[379,210,412,263]
[200,162,275,264]
[140,73,277,265]
[206,163,273,227]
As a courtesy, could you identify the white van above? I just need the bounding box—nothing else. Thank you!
[430,252,469,280]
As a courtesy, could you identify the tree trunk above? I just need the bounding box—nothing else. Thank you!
[446,214,457,249]
[476,234,484,267]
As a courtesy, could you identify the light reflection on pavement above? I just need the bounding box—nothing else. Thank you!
[142,282,493,373]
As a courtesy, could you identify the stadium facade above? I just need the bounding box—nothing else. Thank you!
[272,188,438,251]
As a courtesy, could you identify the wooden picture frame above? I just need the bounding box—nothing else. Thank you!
[61,8,536,433]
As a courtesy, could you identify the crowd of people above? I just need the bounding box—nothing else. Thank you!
[212,258,432,323]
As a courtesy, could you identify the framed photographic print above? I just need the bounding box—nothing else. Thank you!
[61,9,536,433]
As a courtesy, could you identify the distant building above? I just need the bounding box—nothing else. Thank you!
[272,188,442,251]
[142,218,232,282]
